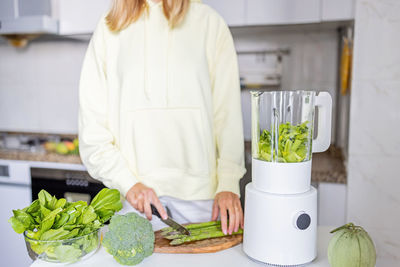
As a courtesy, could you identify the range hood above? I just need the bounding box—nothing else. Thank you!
[0,0,58,35]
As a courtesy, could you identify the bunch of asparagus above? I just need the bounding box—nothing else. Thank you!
[161,221,243,245]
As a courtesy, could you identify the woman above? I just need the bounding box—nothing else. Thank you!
[79,0,246,235]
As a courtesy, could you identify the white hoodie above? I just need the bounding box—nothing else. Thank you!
[79,0,246,200]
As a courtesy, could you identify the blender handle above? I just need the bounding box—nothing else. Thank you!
[312,92,332,153]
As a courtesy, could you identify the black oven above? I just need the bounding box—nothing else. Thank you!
[31,168,105,203]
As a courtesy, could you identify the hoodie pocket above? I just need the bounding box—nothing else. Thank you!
[121,107,209,177]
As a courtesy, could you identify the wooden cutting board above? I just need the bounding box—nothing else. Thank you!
[154,230,243,254]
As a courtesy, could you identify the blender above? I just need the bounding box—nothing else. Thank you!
[243,90,332,266]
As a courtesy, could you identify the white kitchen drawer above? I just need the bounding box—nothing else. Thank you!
[246,0,321,25]
[318,182,347,226]
[0,160,31,185]
[0,184,32,267]
[321,0,355,21]
[202,0,246,26]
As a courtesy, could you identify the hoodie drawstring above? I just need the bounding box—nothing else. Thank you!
[143,2,173,105]
[143,17,150,101]
[165,28,172,106]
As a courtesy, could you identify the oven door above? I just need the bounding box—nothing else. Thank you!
[31,168,105,202]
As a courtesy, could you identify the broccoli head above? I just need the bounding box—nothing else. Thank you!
[102,213,155,265]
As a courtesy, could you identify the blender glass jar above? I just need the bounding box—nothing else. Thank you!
[250,90,332,194]
[251,91,315,163]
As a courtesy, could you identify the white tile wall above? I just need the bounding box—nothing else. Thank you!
[347,0,400,261]
[0,37,88,134]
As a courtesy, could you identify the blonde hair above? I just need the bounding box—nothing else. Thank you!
[106,0,190,32]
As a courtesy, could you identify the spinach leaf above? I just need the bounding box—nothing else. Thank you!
[54,245,82,263]
[38,190,52,207]
[40,207,63,232]
[40,228,70,241]
[82,206,97,225]
[8,217,26,234]
[258,121,311,163]
[89,188,122,222]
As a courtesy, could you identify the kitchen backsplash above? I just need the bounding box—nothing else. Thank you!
[0,37,87,134]
[0,26,338,136]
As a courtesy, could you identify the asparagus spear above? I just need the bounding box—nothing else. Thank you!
[163,234,184,240]
[170,228,243,245]
[184,221,221,229]
[161,221,221,235]
[163,225,222,239]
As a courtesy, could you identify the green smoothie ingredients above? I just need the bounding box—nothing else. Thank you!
[161,221,243,246]
[328,223,376,267]
[8,188,122,263]
[102,213,155,266]
[258,121,311,163]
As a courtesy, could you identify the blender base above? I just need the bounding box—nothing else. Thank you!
[243,183,317,266]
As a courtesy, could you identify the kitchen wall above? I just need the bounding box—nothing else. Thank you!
[347,0,400,262]
[0,36,88,134]
[0,26,338,139]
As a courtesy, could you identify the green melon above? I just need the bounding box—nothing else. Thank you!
[328,223,376,267]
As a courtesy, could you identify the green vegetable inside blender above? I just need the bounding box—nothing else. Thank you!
[258,121,311,163]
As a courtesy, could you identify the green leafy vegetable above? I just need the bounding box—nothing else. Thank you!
[8,188,122,263]
[258,121,311,163]
[38,190,52,207]
[90,188,123,223]
[102,213,154,266]
[9,217,27,234]
[40,207,63,233]
[54,245,82,263]
[40,228,70,241]
[82,206,97,225]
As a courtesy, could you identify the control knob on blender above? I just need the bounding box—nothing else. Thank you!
[294,212,311,230]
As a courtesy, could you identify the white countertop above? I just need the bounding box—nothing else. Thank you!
[20,160,86,171]
[31,227,332,267]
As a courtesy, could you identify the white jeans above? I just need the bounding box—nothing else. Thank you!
[118,196,214,231]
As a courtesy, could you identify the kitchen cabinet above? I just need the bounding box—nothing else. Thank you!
[321,0,355,21]
[54,0,354,35]
[202,0,246,26]
[317,183,346,226]
[246,0,321,25]
[204,0,354,27]
[58,0,245,33]
[0,159,32,267]
[56,0,111,35]
[0,185,32,267]
[0,0,15,18]
[0,161,32,266]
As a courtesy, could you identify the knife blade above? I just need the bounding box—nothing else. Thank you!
[150,204,190,236]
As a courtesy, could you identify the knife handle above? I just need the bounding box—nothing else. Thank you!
[150,204,162,218]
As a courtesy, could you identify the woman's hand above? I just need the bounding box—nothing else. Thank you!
[126,183,168,220]
[212,191,244,235]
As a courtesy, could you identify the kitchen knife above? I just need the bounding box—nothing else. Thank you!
[150,204,190,236]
